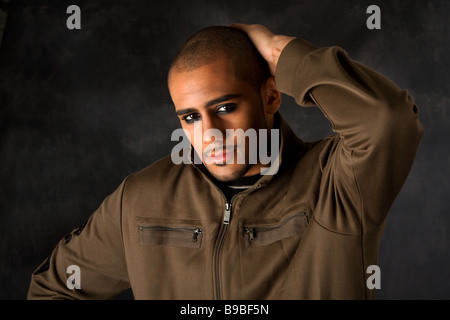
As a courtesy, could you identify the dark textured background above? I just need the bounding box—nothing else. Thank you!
[0,0,448,299]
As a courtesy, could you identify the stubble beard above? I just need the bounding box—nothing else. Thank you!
[206,162,253,183]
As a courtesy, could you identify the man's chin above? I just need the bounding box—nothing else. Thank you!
[205,163,252,182]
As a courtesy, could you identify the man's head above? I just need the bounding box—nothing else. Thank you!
[168,26,282,182]
[169,26,270,93]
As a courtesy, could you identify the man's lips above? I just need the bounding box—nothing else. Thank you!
[203,146,236,164]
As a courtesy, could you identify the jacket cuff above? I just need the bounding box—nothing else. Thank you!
[275,38,318,98]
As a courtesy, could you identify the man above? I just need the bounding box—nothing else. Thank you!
[27,24,423,299]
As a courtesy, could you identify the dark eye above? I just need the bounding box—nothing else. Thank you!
[216,103,237,114]
[182,113,201,124]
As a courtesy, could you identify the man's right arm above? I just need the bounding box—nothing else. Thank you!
[236,23,423,232]
[27,179,131,299]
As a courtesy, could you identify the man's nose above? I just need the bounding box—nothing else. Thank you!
[200,114,224,144]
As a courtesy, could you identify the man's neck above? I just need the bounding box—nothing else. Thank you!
[215,174,262,202]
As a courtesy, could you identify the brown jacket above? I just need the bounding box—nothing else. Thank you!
[27,38,423,300]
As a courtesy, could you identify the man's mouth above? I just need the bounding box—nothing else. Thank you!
[203,145,236,165]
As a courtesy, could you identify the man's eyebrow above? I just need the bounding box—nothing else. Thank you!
[205,94,241,107]
[176,108,197,116]
[175,94,241,116]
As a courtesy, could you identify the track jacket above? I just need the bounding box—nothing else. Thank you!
[27,38,424,300]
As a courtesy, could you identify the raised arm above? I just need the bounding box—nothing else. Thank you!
[234,23,424,232]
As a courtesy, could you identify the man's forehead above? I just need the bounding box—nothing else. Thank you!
[168,59,245,106]
[169,54,236,83]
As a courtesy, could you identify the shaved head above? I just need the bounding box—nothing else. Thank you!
[168,26,282,181]
[169,26,270,92]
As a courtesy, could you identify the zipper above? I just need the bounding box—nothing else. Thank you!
[244,211,306,244]
[214,200,232,300]
[138,225,203,242]
[212,181,263,299]
[193,162,268,299]
[223,202,231,224]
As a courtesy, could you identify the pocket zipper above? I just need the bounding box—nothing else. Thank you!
[244,211,306,243]
[139,226,203,242]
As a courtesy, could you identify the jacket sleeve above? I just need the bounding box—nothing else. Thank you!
[275,39,424,233]
[27,178,131,299]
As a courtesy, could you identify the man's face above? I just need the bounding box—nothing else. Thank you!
[168,55,273,182]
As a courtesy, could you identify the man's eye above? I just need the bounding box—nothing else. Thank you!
[216,103,237,114]
[182,113,200,124]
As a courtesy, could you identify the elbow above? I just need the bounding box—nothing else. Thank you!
[375,95,424,153]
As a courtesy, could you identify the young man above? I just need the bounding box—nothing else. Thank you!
[28,24,423,299]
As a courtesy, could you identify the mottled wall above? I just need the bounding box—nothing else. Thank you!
[1,0,449,299]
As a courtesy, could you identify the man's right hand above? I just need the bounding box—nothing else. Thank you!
[230,23,296,76]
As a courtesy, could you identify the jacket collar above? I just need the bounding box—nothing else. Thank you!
[256,112,306,187]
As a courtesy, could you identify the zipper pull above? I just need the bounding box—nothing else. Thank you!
[223,202,231,224]
[244,227,255,242]
[192,228,202,242]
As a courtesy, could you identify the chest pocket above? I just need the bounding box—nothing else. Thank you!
[237,204,310,298]
[240,206,309,248]
[136,217,204,249]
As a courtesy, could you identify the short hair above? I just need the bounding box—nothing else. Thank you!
[169,26,271,92]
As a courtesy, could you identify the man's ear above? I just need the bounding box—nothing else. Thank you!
[261,77,282,114]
